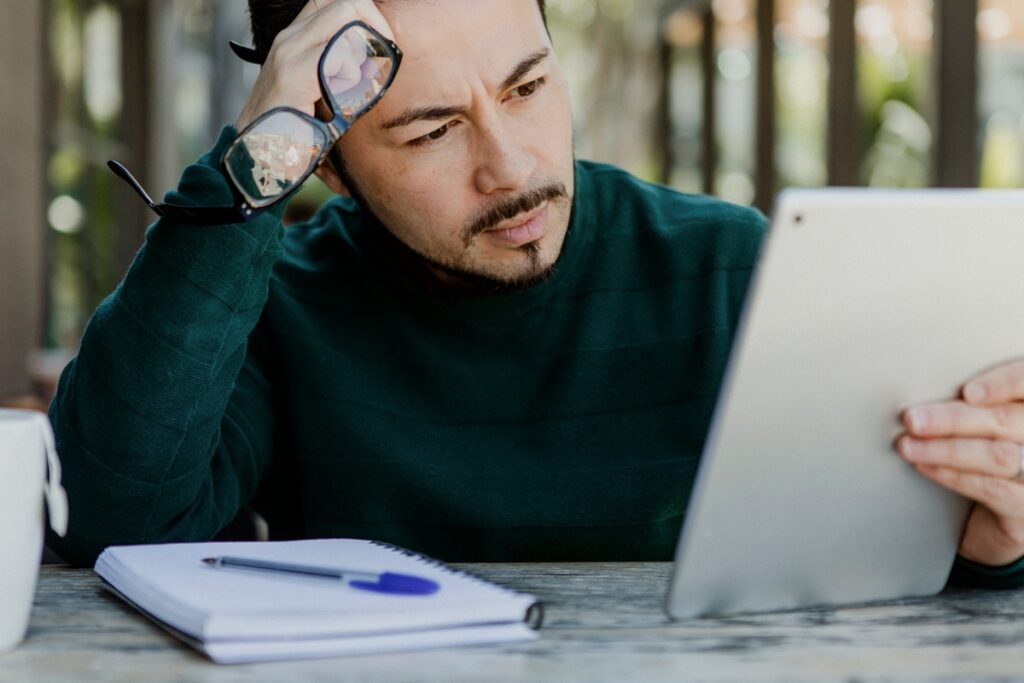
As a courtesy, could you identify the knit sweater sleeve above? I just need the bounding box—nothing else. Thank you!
[949,554,1024,590]
[47,127,286,567]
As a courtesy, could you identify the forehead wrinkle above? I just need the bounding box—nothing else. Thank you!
[375,45,552,133]
[368,1,553,132]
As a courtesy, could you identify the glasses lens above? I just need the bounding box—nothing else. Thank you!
[322,25,397,123]
[225,111,327,205]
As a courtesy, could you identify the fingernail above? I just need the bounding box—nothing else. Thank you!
[965,382,986,404]
[900,437,920,458]
[906,408,928,432]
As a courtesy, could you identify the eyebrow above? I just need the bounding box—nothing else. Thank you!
[379,48,552,131]
[500,48,550,92]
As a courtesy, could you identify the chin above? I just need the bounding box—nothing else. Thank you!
[485,235,564,287]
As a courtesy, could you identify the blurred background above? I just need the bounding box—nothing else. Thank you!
[2,0,1023,407]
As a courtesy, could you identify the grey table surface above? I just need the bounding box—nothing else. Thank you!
[4,563,1024,682]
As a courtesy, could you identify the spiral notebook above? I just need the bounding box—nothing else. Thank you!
[94,539,542,664]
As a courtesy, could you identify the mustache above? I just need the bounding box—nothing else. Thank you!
[463,182,569,245]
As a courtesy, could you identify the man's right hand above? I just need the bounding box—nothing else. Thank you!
[235,0,396,132]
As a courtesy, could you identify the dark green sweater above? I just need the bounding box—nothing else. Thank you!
[48,127,760,566]
[47,127,1022,587]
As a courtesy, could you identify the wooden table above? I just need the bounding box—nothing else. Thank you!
[6,564,1024,682]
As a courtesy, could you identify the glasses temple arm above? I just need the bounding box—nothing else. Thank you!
[108,159,252,226]
[229,41,265,65]
[107,160,162,213]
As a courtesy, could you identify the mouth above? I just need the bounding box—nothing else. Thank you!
[482,202,550,248]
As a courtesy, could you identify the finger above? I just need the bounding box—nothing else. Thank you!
[287,0,395,50]
[292,0,382,27]
[270,0,394,82]
[264,0,335,57]
[914,464,1024,518]
[250,0,393,103]
[902,401,1024,441]
[321,33,363,83]
[963,359,1024,406]
[898,436,1022,478]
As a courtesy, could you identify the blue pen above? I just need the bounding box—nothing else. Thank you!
[201,556,440,595]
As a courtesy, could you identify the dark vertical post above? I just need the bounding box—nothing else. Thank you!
[933,0,979,187]
[0,0,47,397]
[827,0,859,186]
[117,0,153,276]
[656,37,675,185]
[754,0,776,213]
[701,6,717,195]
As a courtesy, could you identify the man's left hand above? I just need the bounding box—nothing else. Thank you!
[898,359,1024,567]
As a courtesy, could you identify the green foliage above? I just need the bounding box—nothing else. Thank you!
[858,49,932,187]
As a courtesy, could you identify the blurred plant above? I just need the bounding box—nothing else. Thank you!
[47,0,124,348]
[980,113,1022,187]
[856,1,933,187]
[978,0,1024,188]
[548,0,666,181]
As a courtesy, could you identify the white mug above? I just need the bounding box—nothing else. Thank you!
[0,410,68,652]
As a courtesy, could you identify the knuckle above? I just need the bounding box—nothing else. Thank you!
[1003,524,1024,549]
[993,441,1017,473]
[331,0,358,17]
[993,404,1017,437]
[273,25,296,49]
[982,475,1011,500]
[267,40,295,67]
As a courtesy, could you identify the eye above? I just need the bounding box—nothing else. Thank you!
[409,121,459,147]
[512,77,546,99]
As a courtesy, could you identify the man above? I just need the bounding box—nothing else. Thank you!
[48,0,1024,589]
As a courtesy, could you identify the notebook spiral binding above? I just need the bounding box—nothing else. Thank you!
[368,540,545,630]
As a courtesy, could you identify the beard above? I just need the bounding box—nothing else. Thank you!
[332,152,570,296]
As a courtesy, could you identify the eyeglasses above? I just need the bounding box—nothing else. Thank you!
[108,21,402,226]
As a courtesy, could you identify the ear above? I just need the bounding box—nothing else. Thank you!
[314,163,351,197]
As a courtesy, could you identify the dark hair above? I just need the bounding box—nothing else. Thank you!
[247,1,548,61]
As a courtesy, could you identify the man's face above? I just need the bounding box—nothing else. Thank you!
[333,0,575,288]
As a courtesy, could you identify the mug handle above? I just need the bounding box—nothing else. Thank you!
[34,414,68,538]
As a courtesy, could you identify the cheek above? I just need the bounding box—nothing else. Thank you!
[541,86,575,162]
[505,87,574,175]
[361,161,472,242]
[384,163,460,213]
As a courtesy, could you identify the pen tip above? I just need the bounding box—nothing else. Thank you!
[201,557,216,566]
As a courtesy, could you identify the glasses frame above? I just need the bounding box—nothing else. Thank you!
[108,21,402,226]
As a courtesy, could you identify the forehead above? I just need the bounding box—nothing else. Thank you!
[377,0,550,99]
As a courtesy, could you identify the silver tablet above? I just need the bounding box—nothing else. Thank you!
[667,189,1024,619]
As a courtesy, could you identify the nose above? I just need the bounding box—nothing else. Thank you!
[472,115,535,196]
